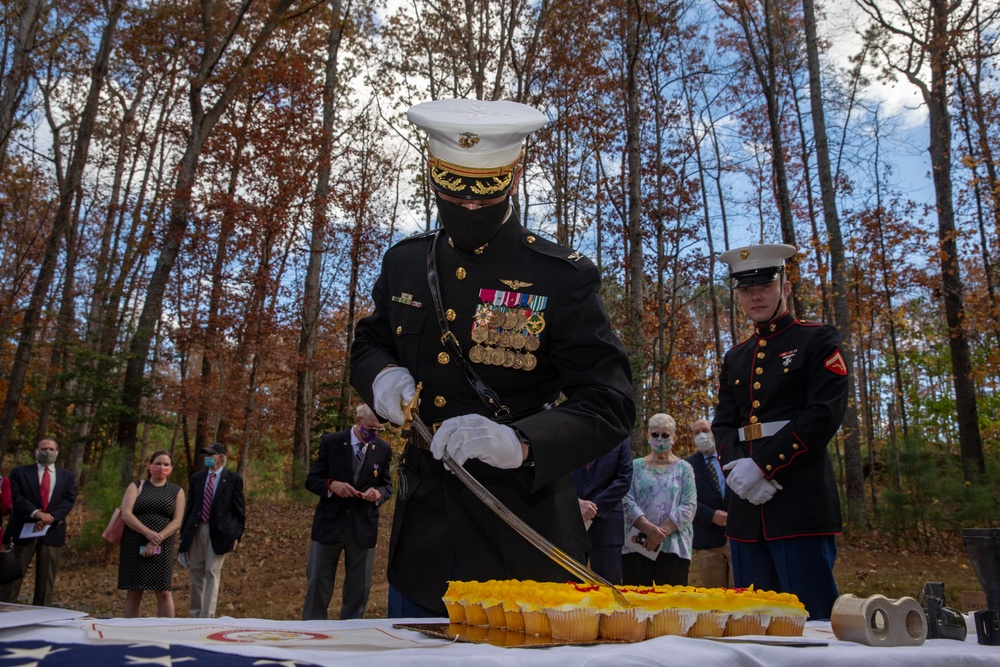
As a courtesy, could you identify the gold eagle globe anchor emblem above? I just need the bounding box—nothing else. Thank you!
[458,132,480,149]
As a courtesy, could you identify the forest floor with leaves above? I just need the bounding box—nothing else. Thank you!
[17,497,983,619]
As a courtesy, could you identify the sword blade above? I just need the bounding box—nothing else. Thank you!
[407,412,628,607]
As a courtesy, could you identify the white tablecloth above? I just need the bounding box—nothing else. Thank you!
[0,616,997,666]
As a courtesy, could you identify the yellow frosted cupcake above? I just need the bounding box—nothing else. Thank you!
[716,587,771,636]
[764,591,808,636]
[497,580,526,633]
[459,581,490,626]
[643,585,699,638]
[517,581,562,636]
[599,586,656,641]
[542,583,616,641]
[443,581,466,624]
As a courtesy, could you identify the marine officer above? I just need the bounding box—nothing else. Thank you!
[351,98,634,617]
[713,243,847,620]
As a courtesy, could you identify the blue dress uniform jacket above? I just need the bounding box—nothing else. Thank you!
[305,430,393,549]
[351,214,634,613]
[714,312,847,542]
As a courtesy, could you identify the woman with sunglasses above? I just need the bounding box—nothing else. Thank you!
[621,413,697,586]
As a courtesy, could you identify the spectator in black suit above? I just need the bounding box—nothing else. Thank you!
[178,442,245,618]
[685,418,732,589]
[570,438,633,584]
[0,438,78,606]
[302,404,393,620]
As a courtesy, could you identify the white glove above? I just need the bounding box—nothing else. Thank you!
[430,414,524,469]
[371,366,416,425]
[745,477,783,505]
[723,458,765,499]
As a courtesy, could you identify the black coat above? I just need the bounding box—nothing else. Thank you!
[351,214,634,612]
[714,312,847,541]
[7,464,77,547]
[179,468,245,555]
[684,452,727,550]
[304,430,393,549]
[570,439,633,548]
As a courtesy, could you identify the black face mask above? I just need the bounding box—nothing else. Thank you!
[436,194,511,253]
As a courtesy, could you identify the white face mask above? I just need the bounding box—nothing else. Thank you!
[693,432,716,454]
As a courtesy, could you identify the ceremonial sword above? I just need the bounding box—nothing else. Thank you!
[400,382,629,607]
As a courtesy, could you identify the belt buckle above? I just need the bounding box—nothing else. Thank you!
[745,422,763,440]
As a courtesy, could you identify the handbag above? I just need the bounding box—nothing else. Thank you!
[0,543,20,585]
[102,508,125,543]
[103,480,144,544]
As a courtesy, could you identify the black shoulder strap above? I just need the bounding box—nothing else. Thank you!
[427,231,510,420]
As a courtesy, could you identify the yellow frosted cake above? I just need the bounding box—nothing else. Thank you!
[442,580,808,642]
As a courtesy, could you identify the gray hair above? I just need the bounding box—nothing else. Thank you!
[647,413,676,435]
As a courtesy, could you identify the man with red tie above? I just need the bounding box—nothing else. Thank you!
[0,438,78,606]
[178,442,245,617]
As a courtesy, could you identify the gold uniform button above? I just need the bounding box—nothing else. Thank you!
[757,352,765,359]
[779,454,786,460]
[753,382,761,390]
[766,464,773,471]
[784,368,789,373]
[437,352,450,365]
[735,379,741,385]
[434,396,447,407]
[395,325,403,335]
[750,416,759,424]
[759,340,767,347]
[446,308,457,321]
[526,235,536,243]
[792,444,800,450]
[456,267,466,280]
[752,400,760,408]
[755,367,763,375]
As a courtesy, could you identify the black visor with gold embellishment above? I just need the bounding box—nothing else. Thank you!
[427,151,523,200]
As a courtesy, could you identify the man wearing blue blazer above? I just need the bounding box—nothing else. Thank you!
[570,438,633,584]
[302,404,393,620]
[685,419,732,588]
[179,442,245,618]
[0,438,77,606]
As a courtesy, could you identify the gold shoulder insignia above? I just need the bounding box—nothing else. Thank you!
[500,279,533,290]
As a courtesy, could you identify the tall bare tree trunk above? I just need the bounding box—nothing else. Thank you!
[803,0,866,527]
[0,0,43,169]
[117,0,305,485]
[624,0,645,436]
[922,0,984,479]
[0,0,125,459]
[295,0,346,487]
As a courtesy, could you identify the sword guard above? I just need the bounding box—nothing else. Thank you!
[400,381,423,440]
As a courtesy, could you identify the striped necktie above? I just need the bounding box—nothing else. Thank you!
[706,456,722,495]
[201,472,216,521]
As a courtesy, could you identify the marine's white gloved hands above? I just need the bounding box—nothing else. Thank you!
[723,458,766,499]
[430,414,524,469]
[745,477,783,505]
[371,366,416,425]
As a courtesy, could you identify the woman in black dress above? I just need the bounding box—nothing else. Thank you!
[119,450,186,617]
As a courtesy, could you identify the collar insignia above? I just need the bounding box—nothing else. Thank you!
[567,250,583,261]
[500,279,533,290]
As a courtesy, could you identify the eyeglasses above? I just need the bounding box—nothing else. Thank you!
[649,432,672,439]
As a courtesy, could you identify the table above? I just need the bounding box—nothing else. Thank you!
[0,615,997,666]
